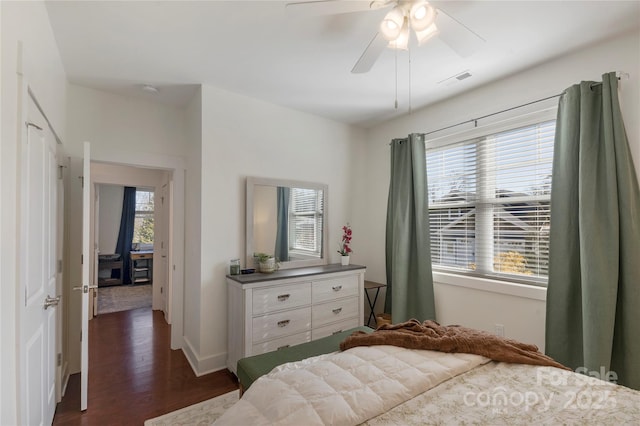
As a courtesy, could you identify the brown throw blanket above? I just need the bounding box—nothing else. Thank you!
[340,319,569,370]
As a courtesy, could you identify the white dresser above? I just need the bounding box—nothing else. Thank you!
[226,264,366,374]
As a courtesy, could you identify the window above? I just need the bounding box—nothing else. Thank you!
[133,190,154,245]
[289,188,324,256]
[427,120,555,284]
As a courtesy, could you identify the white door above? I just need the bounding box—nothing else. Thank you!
[55,155,65,404]
[165,178,175,323]
[80,142,93,411]
[159,183,168,319]
[91,183,100,318]
[19,92,59,425]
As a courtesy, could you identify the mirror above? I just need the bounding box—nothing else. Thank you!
[246,177,328,270]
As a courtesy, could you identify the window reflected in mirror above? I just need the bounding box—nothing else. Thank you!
[247,177,328,270]
[252,186,324,262]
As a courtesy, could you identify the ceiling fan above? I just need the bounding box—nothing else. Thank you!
[285,0,485,74]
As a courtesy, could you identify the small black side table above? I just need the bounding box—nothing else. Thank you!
[364,280,387,327]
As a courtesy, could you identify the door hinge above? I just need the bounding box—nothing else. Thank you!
[81,254,83,265]
[79,176,84,188]
[160,287,163,294]
[80,331,82,342]
[57,353,62,367]
[58,259,63,274]
[161,241,164,249]
[58,165,64,180]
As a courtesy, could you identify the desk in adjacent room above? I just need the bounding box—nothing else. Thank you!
[130,251,153,284]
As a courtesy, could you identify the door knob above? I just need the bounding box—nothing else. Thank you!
[44,295,61,310]
[72,285,99,293]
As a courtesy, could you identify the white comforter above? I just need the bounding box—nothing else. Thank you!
[214,345,489,425]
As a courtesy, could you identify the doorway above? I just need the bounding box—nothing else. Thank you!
[89,165,168,320]
[61,155,185,411]
[94,184,155,315]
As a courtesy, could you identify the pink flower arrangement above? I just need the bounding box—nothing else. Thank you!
[337,224,353,256]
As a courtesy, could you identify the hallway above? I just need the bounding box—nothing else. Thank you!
[53,308,237,425]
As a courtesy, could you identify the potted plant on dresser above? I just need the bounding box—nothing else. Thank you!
[337,224,353,266]
[254,252,277,273]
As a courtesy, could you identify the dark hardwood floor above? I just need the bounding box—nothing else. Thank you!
[53,308,238,425]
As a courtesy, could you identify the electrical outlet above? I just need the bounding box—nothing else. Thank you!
[495,324,505,337]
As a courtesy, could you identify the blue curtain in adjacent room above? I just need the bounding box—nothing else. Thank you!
[384,134,436,322]
[545,72,640,390]
[114,187,137,284]
[275,186,290,262]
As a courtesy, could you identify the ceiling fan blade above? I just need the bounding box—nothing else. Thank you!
[285,0,377,18]
[351,31,388,74]
[435,8,485,58]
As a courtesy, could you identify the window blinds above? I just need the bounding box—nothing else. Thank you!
[427,120,555,282]
[289,188,324,253]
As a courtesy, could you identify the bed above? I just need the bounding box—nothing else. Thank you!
[215,321,640,425]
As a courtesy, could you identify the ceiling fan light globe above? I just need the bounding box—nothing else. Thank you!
[380,6,404,41]
[415,22,439,45]
[389,20,410,50]
[410,2,436,32]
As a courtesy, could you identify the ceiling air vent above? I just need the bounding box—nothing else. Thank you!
[438,70,473,86]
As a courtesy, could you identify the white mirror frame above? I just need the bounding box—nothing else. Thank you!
[246,176,329,270]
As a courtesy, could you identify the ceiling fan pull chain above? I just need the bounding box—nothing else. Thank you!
[408,43,412,115]
[394,48,398,110]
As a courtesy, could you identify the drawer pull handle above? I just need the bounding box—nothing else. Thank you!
[332,307,342,314]
[277,294,290,302]
[277,320,290,327]
[332,329,343,335]
[277,344,290,350]
[332,285,342,291]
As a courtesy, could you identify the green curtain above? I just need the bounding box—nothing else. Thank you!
[384,134,436,322]
[545,72,640,390]
[274,186,290,262]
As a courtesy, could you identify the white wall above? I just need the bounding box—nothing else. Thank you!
[64,85,187,159]
[0,1,67,424]
[182,88,203,366]
[252,185,277,255]
[182,84,366,374]
[359,30,640,351]
[97,184,124,254]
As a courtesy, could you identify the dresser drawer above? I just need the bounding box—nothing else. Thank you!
[252,307,311,343]
[312,318,359,341]
[131,252,153,260]
[312,275,359,303]
[251,331,311,356]
[312,296,358,327]
[252,283,311,316]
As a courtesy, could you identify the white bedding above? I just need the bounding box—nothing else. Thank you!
[214,345,489,425]
[215,346,640,425]
[365,361,640,425]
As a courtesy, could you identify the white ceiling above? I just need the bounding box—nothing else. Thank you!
[45,1,640,128]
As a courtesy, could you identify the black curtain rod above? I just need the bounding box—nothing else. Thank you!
[416,74,624,139]
[419,93,561,138]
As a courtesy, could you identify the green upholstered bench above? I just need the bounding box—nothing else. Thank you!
[237,326,374,395]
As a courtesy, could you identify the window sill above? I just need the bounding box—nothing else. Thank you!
[433,271,547,301]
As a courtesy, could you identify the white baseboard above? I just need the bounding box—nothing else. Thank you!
[182,336,227,377]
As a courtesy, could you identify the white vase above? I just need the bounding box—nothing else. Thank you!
[259,257,276,273]
[341,255,350,266]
